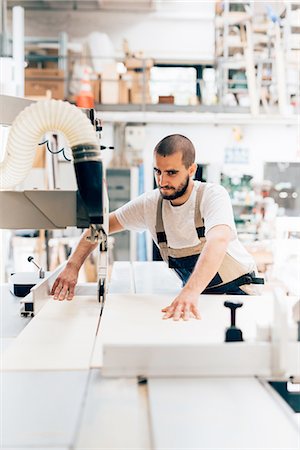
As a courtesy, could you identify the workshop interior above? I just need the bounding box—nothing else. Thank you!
[0,1,299,449]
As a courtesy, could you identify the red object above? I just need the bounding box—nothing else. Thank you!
[76,68,95,108]
[76,91,94,108]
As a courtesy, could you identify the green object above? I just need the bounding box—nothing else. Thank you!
[231,72,247,90]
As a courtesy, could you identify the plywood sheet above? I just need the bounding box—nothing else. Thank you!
[3,295,100,371]
[98,293,274,376]
[148,377,299,449]
[75,370,151,449]
[133,261,181,294]
[101,293,272,344]
[2,370,88,448]
[108,261,134,294]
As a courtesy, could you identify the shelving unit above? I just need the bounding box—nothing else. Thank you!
[215,1,299,115]
[215,1,257,113]
[283,1,300,110]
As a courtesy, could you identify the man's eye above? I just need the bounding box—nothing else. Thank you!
[154,169,161,175]
[168,171,177,176]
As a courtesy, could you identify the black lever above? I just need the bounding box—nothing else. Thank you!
[28,256,45,279]
[224,301,244,342]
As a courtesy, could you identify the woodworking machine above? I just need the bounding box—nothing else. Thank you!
[0,95,109,315]
[1,97,299,450]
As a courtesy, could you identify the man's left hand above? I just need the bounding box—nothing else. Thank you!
[161,290,201,321]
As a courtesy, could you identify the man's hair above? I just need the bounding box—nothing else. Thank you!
[154,134,195,169]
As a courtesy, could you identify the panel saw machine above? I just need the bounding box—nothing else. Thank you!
[0,95,109,315]
[1,95,299,450]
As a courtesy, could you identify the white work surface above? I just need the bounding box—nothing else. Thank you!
[132,261,182,294]
[3,295,101,371]
[1,261,299,450]
[98,293,273,376]
[74,370,152,450]
[2,370,88,449]
[148,377,299,450]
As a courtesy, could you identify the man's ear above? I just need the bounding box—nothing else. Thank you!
[189,163,197,178]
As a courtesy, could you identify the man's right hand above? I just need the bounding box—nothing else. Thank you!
[51,262,79,301]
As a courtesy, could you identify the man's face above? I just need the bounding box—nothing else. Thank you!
[154,152,195,201]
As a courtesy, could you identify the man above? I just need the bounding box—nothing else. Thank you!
[51,134,263,320]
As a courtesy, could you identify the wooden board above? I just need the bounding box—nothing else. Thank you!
[108,261,134,294]
[3,296,101,371]
[132,261,181,294]
[148,377,299,449]
[2,370,88,448]
[75,370,151,449]
[97,293,274,376]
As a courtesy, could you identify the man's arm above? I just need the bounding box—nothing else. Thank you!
[162,224,232,320]
[51,212,123,300]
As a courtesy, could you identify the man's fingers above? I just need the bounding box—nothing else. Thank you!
[183,306,191,321]
[67,286,75,301]
[51,279,60,295]
[53,283,63,300]
[162,302,200,321]
[191,304,201,320]
[172,305,183,321]
[162,305,175,319]
[53,281,69,301]
[163,308,174,319]
[58,286,68,301]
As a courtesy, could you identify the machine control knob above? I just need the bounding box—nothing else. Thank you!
[224,301,244,342]
[27,256,45,279]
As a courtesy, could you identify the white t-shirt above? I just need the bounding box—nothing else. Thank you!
[115,180,256,272]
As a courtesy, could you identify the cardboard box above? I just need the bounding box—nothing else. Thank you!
[130,91,152,104]
[125,58,154,70]
[25,68,65,100]
[158,95,175,104]
[126,70,151,104]
[25,68,64,79]
[126,70,150,103]
[119,78,129,104]
[100,63,119,104]
[91,77,101,103]
[43,48,59,69]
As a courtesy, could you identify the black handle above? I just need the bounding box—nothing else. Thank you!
[224,301,243,327]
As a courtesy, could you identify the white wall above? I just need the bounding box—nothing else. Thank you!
[141,122,299,191]
[8,4,215,62]
[11,119,298,193]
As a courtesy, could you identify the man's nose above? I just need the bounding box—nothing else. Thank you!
[159,172,168,186]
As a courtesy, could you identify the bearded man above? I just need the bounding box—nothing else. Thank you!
[52,134,263,320]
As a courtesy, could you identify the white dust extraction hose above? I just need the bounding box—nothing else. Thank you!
[0,99,99,189]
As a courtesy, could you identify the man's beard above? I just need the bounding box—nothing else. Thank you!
[159,175,190,201]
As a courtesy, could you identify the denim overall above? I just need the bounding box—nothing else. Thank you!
[155,183,264,295]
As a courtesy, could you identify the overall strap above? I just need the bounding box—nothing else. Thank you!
[156,196,166,244]
[155,195,169,262]
[194,182,206,238]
